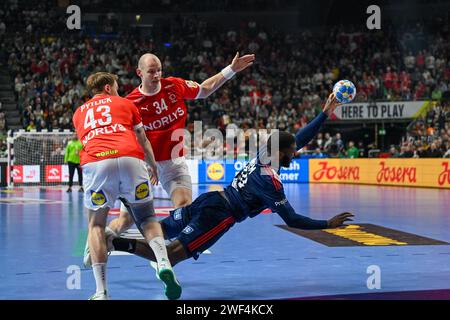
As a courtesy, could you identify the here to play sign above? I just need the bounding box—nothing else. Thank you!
[331,101,430,120]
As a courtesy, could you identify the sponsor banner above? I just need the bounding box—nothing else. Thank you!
[14,165,40,183]
[331,101,430,120]
[198,159,309,184]
[198,161,231,183]
[61,165,79,183]
[309,159,450,188]
[45,165,79,183]
[12,165,23,183]
[46,165,62,182]
[279,159,309,183]
[23,165,40,183]
[277,224,449,247]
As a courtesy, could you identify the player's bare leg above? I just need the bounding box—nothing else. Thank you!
[140,221,173,269]
[170,187,192,208]
[104,181,192,241]
[108,208,134,234]
[83,211,125,268]
[105,184,192,236]
[112,237,188,267]
[123,199,182,300]
[84,204,167,267]
[88,207,110,300]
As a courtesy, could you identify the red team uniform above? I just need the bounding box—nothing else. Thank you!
[125,77,201,195]
[73,94,144,165]
[126,77,201,161]
[73,94,152,210]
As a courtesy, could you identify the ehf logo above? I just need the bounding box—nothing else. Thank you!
[49,168,59,176]
[182,226,194,234]
[173,208,182,220]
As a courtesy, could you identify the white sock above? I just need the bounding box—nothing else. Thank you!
[148,236,171,270]
[92,263,107,295]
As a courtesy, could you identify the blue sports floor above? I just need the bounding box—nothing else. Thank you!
[1,183,450,300]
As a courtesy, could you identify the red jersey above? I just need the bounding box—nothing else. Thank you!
[126,77,201,161]
[73,94,145,165]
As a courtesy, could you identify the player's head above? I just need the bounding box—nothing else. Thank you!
[267,131,296,168]
[86,72,119,96]
[137,53,162,87]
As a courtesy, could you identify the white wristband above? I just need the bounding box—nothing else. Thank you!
[221,65,236,80]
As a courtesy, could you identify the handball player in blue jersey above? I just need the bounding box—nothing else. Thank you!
[110,93,354,265]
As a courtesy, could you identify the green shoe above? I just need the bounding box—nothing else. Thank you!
[89,290,109,300]
[158,268,182,300]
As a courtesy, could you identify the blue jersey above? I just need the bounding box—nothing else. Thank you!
[224,157,327,229]
[223,112,329,229]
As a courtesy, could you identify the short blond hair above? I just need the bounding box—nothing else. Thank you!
[86,72,118,95]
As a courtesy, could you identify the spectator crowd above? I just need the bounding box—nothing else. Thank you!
[0,0,449,159]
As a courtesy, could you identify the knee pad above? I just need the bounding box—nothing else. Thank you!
[119,198,157,233]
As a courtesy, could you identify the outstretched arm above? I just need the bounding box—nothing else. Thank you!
[276,200,329,230]
[196,52,255,99]
[258,173,352,229]
[275,200,354,229]
[295,93,339,149]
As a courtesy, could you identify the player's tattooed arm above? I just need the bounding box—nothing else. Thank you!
[134,127,159,185]
[196,52,255,99]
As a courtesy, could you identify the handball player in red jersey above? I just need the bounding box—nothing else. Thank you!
[73,72,181,300]
[107,52,255,236]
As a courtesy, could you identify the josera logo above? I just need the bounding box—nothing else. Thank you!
[91,190,106,206]
[438,162,450,186]
[135,181,150,200]
[206,162,225,181]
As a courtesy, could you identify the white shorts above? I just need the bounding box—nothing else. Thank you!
[156,156,192,196]
[82,157,153,210]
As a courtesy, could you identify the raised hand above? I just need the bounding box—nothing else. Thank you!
[230,52,255,73]
[322,92,341,116]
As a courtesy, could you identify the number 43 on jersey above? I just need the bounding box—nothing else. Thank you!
[84,106,112,129]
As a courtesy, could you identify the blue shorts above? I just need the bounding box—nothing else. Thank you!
[161,191,236,260]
